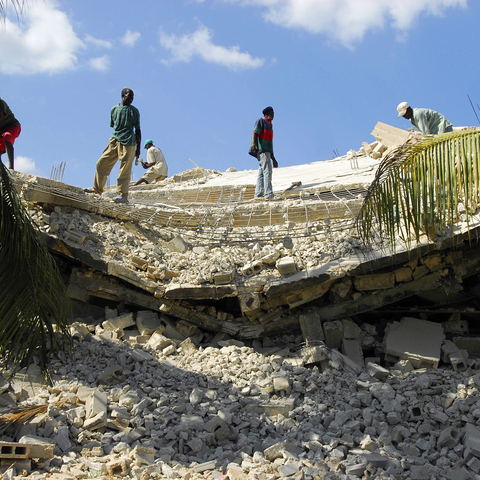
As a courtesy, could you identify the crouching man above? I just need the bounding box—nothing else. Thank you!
[134,139,168,185]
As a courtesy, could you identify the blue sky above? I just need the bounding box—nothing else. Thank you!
[1,0,479,188]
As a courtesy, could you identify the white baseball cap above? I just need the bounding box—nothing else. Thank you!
[397,102,410,117]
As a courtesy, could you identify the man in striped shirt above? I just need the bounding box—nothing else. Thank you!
[251,106,278,199]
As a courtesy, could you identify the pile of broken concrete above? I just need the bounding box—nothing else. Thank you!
[1,307,480,480]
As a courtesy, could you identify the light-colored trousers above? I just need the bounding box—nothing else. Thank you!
[93,138,135,197]
[255,152,274,198]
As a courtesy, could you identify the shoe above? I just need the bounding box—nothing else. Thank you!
[113,193,129,204]
[265,195,276,200]
[84,188,96,194]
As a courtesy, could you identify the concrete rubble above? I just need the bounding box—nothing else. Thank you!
[2,309,480,479]
[5,123,480,478]
[8,123,480,342]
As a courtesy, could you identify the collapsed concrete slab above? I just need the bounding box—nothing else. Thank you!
[384,317,445,368]
[9,143,480,342]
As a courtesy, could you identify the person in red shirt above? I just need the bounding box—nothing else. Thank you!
[250,106,278,199]
[0,97,21,170]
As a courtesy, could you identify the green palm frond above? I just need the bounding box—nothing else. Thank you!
[357,130,480,251]
[0,0,25,19]
[0,162,71,376]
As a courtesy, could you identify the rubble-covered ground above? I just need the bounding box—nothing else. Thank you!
[2,307,480,480]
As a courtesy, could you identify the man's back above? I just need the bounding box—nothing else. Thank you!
[412,108,452,135]
[110,104,140,146]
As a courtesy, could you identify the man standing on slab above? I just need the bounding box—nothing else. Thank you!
[86,88,141,204]
[250,106,278,200]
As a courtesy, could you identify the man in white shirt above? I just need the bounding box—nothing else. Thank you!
[134,139,168,185]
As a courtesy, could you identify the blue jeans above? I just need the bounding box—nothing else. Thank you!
[255,152,274,198]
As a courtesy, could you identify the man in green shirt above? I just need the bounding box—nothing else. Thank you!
[0,97,21,170]
[86,88,141,204]
[397,102,453,135]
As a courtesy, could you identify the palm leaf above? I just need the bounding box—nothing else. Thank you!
[0,0,25,19]
[357,130,480,251]
[0,162,72,376]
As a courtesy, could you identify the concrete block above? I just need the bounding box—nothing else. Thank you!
[204,417,230,442]
[463,423,480,461]
[384,317,445,368]
[167,235,188,253]
[341,339,364,368]
[370,121,411,146]
[131,445,155,466]
[453,336,480,357]
[442,340,467,371]
[367,362,390,380]
[273,376,291,395]
[443,315,469,334]
[264,440,302,461]
[447,467,471,480]
[240,260,263,277]
[102,313,135,331]
[214,270,235,285]
[423,254,444,271]
[53,431,72,452]
[17,436,55,458]
[353,272,395,291]
[342,318,361,339]
[247,399,295,417]
[276,257,297,275]
[97,365,122,384]
[136,310,163,335]
[85,389,107,419]
[392,359,414,373]
[299,310,324,343]
[83,411,107,430]
[238,291,262,318]
[323,320,343,349]
[146,332,174,351]
[176,320,200,337]
[410,465,430,479]
[300,344,329,370]
[131,348,154,362]
[194,460,217,473]
[330,278,352,299]
[394,267,413,283]
[438,426,460,448]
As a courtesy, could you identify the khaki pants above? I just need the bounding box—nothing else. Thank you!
[93,138,136,197]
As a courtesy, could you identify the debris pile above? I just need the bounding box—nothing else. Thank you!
[2,310,480,479]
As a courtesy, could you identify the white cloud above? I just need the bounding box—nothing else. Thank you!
[0,0,85,74]
[224,0,468,46]
[15,156,41,175]
[159,24,265,70]
[121,30,141,47]
[89,55,110,71]
[85,34,113,49]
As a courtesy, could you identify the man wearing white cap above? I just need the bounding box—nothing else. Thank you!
[397,102,453,135]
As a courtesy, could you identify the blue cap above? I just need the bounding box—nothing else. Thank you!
[144,139,153,148]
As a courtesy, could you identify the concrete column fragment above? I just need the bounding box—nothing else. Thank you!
[299,310,324,343]
[323,320,343,349]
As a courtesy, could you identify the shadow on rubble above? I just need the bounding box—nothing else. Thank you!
[2,301,478,479]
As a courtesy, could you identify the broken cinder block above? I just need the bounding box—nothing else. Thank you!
[276,257,297,275]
